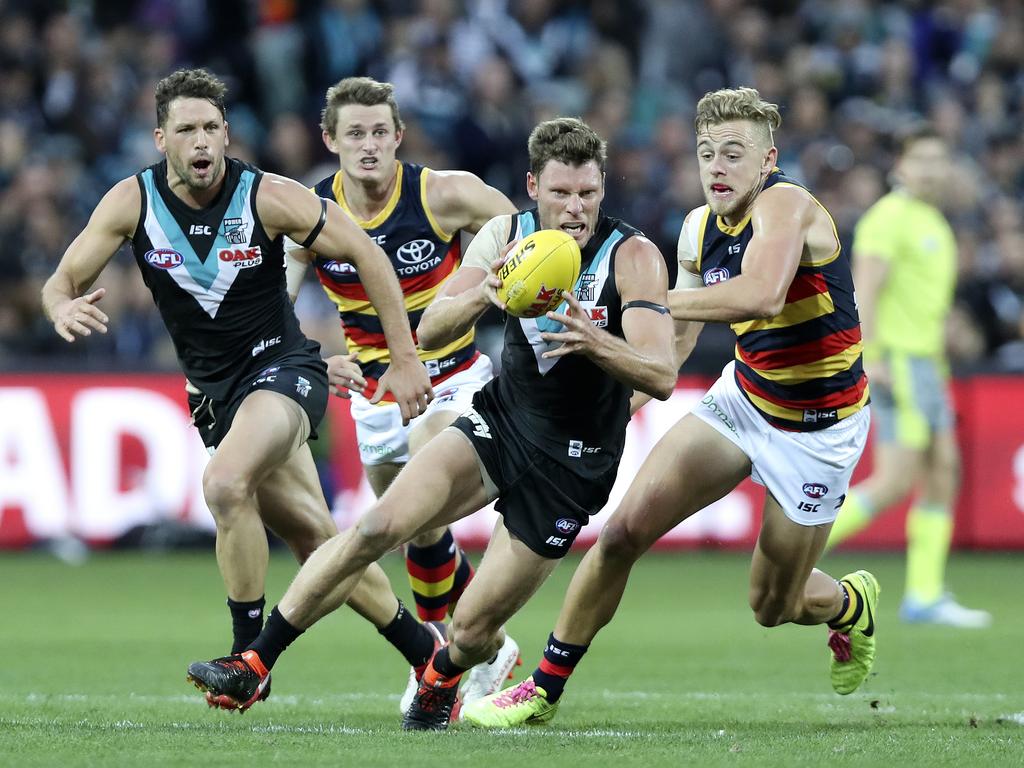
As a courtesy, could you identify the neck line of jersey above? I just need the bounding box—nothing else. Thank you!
[334,161,403,228]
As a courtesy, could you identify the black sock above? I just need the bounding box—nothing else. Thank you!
[247,607,303,670]
[531,633,589,703]
[227,596,265,655]
[379,600,436,668]
[432,645,469,679]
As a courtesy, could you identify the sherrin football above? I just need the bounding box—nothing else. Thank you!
[496,229,582,318]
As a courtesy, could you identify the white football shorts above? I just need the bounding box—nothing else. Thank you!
[350,353,494,466]
[692,361,870,526]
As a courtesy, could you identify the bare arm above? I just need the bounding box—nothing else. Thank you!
[851,252,889,357]
[851,251,891,386]
[542,236,677,401]
[417,214,512,350]
[425,170,517,235]
[668,185,813,322]
[41,177,140,341]
[259,174,432,422]
[629,226,706,414]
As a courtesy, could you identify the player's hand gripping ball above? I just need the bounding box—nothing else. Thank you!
[496,230,582,318]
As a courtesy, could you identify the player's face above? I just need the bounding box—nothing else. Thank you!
[896,138,949,206]
[326,104,402,185]
[154,97,228,193]
[527,160,604,248]
[696,120,776,221]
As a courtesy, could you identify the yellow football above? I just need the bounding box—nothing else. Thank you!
[496,229,582,318]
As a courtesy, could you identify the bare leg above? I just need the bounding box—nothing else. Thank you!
[447,523,559,668]
[204,390,308,601]
[277,430,492,629]
[555,415,751,645]
[749,494,841,627]
[256,449,400,628]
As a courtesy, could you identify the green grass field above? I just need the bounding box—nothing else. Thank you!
[1,549,1020,767]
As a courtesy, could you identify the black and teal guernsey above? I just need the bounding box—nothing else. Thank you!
[131,157,312,401]
[494,209,648,477]
[694,168,868,431]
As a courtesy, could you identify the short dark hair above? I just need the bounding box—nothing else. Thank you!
[527,118,607,177]
[320,77,404,138]
[154,68,227,128]
[897,122,944,156]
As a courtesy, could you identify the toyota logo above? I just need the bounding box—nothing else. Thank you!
[396,239,436,264]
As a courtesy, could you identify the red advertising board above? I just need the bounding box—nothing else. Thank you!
[2,373,1023,549]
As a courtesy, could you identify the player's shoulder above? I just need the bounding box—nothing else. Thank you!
[99,176,143,233]
[423,168,487,210]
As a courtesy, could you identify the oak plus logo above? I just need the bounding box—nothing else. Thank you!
[395,239,441,276]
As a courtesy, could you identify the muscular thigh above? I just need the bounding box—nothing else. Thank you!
[209,389,310,491]
[366,429,495,539]
[609,414,750,548]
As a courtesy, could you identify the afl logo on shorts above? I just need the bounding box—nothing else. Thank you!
[802,482,828,499]
[554,518,580,535]
[144,248,183,269]
[703,267,730,285]
[396,239,436,265]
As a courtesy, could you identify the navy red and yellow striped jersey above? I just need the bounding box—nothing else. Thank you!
[695,169,869,431]
[312,161,477,401]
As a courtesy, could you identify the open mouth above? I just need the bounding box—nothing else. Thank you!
[359,157,378,169]
[192,158,212,176]
[710,183,732,196]
[561,222,585,236]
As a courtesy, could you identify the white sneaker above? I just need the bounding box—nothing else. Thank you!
[899,594,992,629]
[399,621,447,714]
[459,633,521,712]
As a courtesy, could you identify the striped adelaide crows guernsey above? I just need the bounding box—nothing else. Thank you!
[693,169,869,431]
[312,161,476,401]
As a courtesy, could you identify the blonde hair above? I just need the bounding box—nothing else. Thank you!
[694,87,781,147]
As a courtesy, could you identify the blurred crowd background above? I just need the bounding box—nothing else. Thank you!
[2,0,1023,374]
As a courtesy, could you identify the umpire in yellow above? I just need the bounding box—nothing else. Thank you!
[826,124,990,628]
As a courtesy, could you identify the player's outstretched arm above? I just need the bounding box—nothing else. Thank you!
[668,185,813,322]
[541,236,677,401]
[417,214,513,350]
[258,174,432,424]
[41,177,140,342]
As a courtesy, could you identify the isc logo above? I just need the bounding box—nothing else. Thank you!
[189,224,212,235]
[144,248,183,269]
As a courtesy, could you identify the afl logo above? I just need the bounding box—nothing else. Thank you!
[703,267,730,285]
[802,483,828,499]
[554,518,580,535]
[322,260,356,275]
[396,239,436,265]
[144,248,183,269]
